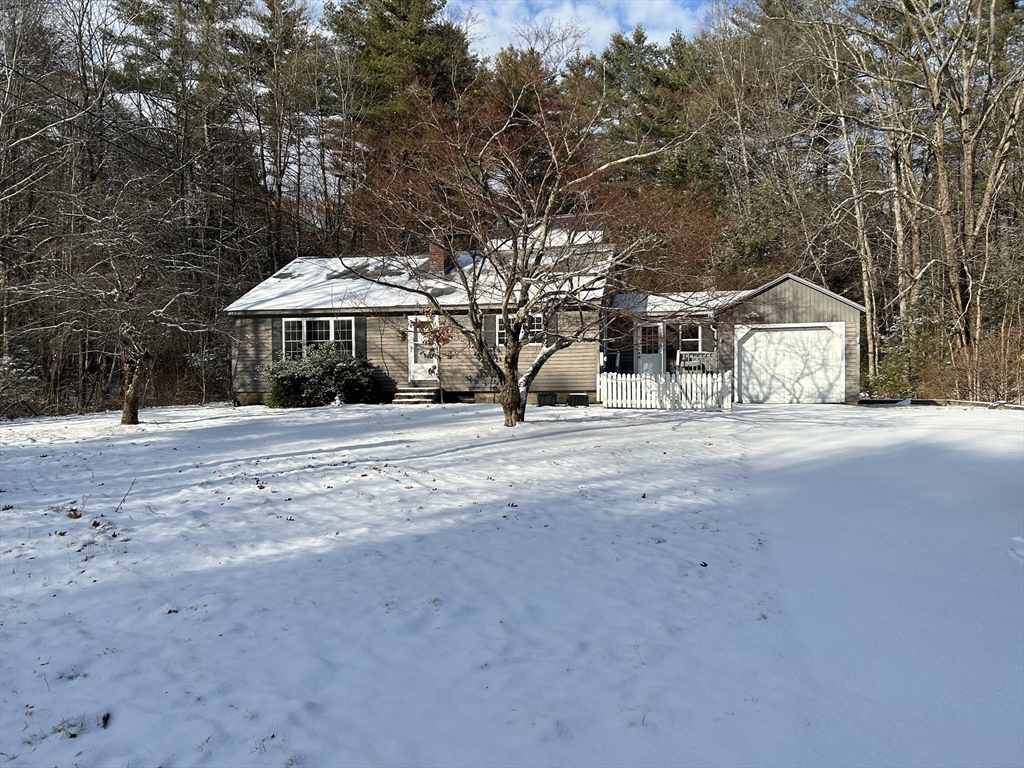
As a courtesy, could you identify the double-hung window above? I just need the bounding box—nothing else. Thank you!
[283,318,356,359]
[678,324,702,353]
[496,314,544,346]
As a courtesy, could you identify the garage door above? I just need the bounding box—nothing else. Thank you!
[736,323,845,403]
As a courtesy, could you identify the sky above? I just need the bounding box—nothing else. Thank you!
[445,0,711,58]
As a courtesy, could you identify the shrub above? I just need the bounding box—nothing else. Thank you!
[262,346,375,407]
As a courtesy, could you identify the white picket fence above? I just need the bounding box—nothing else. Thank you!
[597,371,733,410]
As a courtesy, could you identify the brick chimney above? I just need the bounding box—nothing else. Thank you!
[428,234,450,273]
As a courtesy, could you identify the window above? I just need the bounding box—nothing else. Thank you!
[283,317,356,359]
[640,325,660,354]
[679,324,702,352]
[496,314,544,345]
[334,319,354,354]
[284,320,304,359]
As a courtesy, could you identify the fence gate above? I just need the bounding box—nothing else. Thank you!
[597,371,733,410]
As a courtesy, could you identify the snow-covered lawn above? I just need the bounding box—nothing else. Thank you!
[1,403,1021,767]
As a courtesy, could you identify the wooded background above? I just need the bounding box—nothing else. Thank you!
[2,0,1021,415]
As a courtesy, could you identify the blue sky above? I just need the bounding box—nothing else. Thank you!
[445,0,710,58]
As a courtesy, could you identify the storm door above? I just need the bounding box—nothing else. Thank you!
[635,323,665,375]
[408,316,438,382]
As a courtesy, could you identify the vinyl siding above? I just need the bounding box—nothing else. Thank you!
[362,313,492,392]
[364,314,406,393]
[531,342,599,391]
[720,279,862,402]
[230,310,601,400]
[438,313,599,394]
[231,316,274,398]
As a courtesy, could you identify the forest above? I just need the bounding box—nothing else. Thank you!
[2,0,1021,416]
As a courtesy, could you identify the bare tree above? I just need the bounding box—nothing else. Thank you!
[346,25,673,426]
[3,0,262,422]
[798,0,1024,397]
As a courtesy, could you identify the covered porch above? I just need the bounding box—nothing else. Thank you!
[602,290,745,377]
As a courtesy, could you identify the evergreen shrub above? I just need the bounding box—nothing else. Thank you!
[262,346,375,407]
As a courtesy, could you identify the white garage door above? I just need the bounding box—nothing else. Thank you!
[736,323,845,403]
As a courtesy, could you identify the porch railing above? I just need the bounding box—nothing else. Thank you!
[597,371,733,410]
[675,350,718,372]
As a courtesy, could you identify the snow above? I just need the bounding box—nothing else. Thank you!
[612,290,751,317]
[225,249,610,314]
[224,256,463,313]
[610,273,866,320]
[1,403,1021,767]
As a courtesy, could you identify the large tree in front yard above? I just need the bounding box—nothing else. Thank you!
[348,25,677,426]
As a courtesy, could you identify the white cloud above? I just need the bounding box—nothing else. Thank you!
[447,0,709,60]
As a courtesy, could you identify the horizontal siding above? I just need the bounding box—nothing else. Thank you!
[415,312,599,393]
[363,313,491,390]
[440,339,493,391]
[533,309,601,391]
[231,317,273,395]
[230,310,601,398]
[722,278,862,402]
[531,342,599,391]
[365,315,406,392]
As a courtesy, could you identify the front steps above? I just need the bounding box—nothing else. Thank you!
[392,387,439,405]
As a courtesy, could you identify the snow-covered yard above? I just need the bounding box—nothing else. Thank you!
[1,403,1021,767]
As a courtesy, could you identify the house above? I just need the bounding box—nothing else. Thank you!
[227,241,864,407]
[606,274,865,404]
[224,251,605,405]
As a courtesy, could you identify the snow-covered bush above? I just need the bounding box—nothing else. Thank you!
[261,347,375,408]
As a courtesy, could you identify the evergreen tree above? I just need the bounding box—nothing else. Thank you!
[324,0,475,127]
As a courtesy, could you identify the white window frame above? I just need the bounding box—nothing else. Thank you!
[282,317,356,359]
[496,314,544,346]
[678,324,703,353]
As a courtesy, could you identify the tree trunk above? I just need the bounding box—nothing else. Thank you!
[837,115,879,380]
[498,376,523,427]
[502,342,566,426]
[120,353,150,425]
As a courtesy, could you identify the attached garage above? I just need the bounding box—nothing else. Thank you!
[735,322,846,403]
[608,274,864,406]
[721,275,865,404]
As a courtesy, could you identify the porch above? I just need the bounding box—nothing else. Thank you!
[604,320,721,376]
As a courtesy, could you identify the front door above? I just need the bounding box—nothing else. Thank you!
[635,323,664,375]
[408,316,438,382]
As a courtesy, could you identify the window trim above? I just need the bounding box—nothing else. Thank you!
[678,324,703,353]
[496,314,545,346]
[282,317,356,359]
